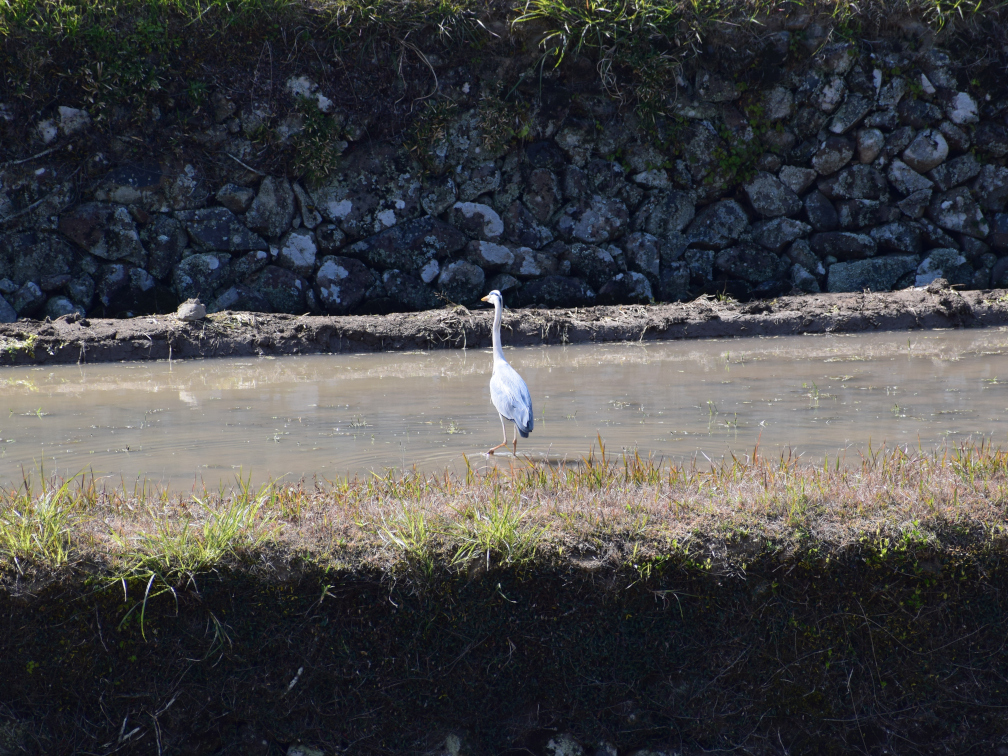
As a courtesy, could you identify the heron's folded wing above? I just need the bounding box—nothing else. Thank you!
[490,366,534,433]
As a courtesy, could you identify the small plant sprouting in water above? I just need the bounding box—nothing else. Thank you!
[803,381,820,409]
[349,416,368,430]
[442,419,464,435]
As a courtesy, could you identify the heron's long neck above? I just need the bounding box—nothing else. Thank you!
[491,301,506,364]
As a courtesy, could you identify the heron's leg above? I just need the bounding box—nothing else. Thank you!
[512,423,518,456]
[486,413,509,455]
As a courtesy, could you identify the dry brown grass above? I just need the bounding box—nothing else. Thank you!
[2,438,1006,583]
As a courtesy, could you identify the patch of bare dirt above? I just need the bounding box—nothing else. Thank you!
[1,287,1004,365]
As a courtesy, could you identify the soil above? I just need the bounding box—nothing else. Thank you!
[2,552,1005,755]
[0,285,998,366]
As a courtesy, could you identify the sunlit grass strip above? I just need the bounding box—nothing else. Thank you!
[0,0,484,42]
[515,0,994,66]
[1,439,1007,580]
[0,0,995,54]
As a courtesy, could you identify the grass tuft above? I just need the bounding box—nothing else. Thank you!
[116,484,276,583]
[451,495,541,568]
[0,480,75,570]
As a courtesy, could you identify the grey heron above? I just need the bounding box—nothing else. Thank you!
[480,289,534,456]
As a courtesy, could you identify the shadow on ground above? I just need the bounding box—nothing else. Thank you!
[2,550,1006,754]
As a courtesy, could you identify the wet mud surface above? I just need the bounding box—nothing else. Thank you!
[0,286,998,366]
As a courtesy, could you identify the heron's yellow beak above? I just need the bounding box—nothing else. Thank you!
[480,295,490,303]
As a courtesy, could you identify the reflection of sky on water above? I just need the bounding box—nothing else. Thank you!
[2,327,1008,486]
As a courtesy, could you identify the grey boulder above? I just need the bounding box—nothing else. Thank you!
[622,232,661,278]
[173,253,232,302]
[381,270,440,312]
[215,184,256,214]
[974,122,1008,158]
[715,244,788,283]
[928,153,981,192]
[315,255,376,314]
[778,166,818,195]
[804,191,839,232]
[208,285,270,313]
[901,129,949,173]
[752,218,811,252]
[597,272,653,305]
[249,265,308,313]
[810,231,877,260]
[686,200,749,249]
[791,263,821,293]
[927,188,989,239]
[450,202,505,242]
[437,260,485,305]
[828,94,871,135]
[0,295,16,323]
[567,243,621,290]
[0,231,75,285]
[142,215,189,280]
[557,196,629,244]
[897,189,932,220]
[465,241,516,273]
[659,263,691,302]
[856,128,885,164]
[631,190,695,237]
[504,201,554,249]
[818,165,887,200]
[11,281,45,316]
[246,176,296,238]
[512,276,596,308]
[827,255,920,292]
[345,217,467,276]
[276,229,317,276]
[743,172,802,218]
[178,207,268,252]
[811,137,854,176]
[972,165,1008,213]
[45,295,85,319]
[59,203,146,264]
[916,248,972,287]
[887,160,933,197]
[870,222,923,254]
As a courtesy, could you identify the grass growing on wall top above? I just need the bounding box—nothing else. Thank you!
[0,0,1000,144]
[0,0,486,113]
[0,0,996,81]
[0,0,484,47]
[517,0,994,62]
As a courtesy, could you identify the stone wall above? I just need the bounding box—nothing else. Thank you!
[1,30,1007,321]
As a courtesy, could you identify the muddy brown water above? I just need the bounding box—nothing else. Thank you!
[2,328,1008,486]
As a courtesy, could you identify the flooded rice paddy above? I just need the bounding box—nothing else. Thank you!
[2,329,1008,486]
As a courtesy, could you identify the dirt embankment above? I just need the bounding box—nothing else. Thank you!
[3,553,1006,755]
[0,285,998,365]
